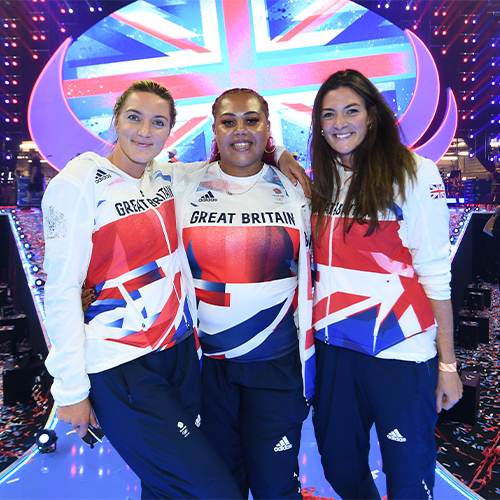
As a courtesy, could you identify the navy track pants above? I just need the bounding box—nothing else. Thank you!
[313,341,438,500]
[89,335,242,500]
[201,349,309,500]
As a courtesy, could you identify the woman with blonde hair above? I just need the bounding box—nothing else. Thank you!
[43,80,243,500]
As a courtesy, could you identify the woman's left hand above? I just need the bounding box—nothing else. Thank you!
[436,371,463,412]
[278,151,312,198]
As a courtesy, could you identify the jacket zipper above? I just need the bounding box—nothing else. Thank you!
[146,185,192,333]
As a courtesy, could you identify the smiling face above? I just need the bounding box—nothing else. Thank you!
[110,91,172,178]
[320,86,372,168]
[213,92,270,177]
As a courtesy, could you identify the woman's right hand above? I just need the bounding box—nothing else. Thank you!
[82,288,96,312]
[57,397,99,438]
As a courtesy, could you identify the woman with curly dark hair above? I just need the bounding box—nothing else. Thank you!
[310,69,462,500]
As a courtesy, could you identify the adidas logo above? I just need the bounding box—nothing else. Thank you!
[95,169,112,184]
[387,429,406,442]
[274,436,292,452]
[198,191,217,202]
[177,421,190,438]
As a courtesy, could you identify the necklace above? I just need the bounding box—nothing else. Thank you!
[218,162,264,196]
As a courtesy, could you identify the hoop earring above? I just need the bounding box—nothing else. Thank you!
[264,136,276,154]
[210,138,221,162]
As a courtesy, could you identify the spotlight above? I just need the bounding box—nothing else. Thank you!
[23,242,31,250]
[35,278,45,287]
[36,429,58,453]
[31,264,39,273]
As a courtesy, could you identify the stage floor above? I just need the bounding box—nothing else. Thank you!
[0,410,481,500]
[0,207,487,499]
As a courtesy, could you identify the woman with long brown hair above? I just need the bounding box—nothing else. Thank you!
[310,69,462,499]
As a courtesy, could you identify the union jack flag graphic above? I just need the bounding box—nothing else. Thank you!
[31,0,455,171]
[60,0,417,164]
[429,183,446,200]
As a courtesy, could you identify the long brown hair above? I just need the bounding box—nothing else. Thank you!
[310,69,416,238]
